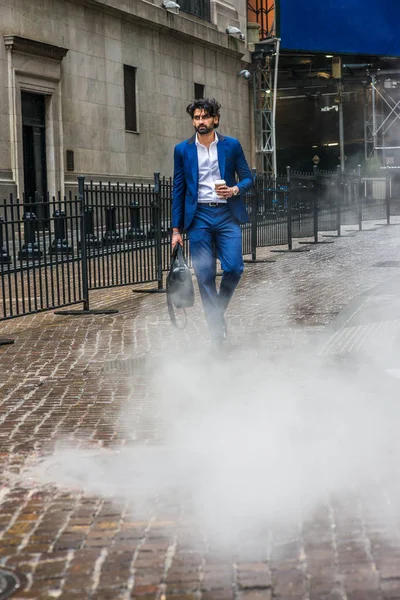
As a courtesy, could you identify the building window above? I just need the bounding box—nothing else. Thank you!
[124,65,138,132]
[66,150,74,171]
[194,83,204,99]
[179,0,210,21]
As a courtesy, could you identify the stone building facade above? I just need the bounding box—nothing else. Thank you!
[0,0,253,200]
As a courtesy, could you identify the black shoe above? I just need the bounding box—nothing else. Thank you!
[210,326,227,352]
[210,336,227,354]
[211,318,227,344]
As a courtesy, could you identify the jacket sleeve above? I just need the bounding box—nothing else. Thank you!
[172,144,186,230]
[234,140,253,194]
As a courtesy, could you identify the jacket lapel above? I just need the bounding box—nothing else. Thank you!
[186,133,226,188]
[217,136,226,180]
[187,135,198,189]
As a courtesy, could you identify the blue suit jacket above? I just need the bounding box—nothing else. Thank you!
[172,133,253,231]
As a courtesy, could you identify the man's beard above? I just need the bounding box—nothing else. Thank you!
[196,124,214,135]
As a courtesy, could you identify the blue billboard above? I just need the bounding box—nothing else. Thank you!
[278,1,400,57]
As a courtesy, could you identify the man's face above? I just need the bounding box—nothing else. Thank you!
[192,108,219,135]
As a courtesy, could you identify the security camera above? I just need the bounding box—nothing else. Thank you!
[226,26,245,41]
[162,0,180,13]
[238,69,251,80]
[226,26,241,34]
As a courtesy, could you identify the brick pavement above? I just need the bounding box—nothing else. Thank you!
[1,223,400,598]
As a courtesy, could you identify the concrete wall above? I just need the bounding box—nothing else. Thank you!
[0,0,252,198]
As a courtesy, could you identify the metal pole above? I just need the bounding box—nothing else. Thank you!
[251,168,257,261]
[252,68,259,171]
[386,171,391,226]
[0,213,14,344]
[243,169,276,264]
[357,165,363,231]
[131,173,167,294]
[286,166,292,251]
[153,172,163,290]
[78,176,90,311]
[249,71,256,170]
[336,166,342,236]
[371,75,377,154]
[363,85,368,160]
[0,216,11,264]
[313,165,318,243]
[271,38,281,179]
[338,80,345,172]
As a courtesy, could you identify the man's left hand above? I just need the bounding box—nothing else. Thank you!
[216,185,238,199]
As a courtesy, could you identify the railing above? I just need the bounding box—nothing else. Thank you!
[0,192,83,319]
[83,179,160,291]
[0,169,395,321]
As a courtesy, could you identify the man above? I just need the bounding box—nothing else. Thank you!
[171,98,253,343]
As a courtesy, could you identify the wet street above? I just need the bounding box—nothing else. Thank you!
[2,222,400,599]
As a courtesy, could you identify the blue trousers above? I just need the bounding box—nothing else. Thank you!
[187,204,244,338]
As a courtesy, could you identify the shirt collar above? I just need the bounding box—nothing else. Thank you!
[195,131,219,147]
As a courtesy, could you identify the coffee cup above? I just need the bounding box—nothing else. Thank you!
[214,179,226,197]
[214,179,226,190]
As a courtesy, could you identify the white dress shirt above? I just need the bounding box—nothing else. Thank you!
[196,132,227,204]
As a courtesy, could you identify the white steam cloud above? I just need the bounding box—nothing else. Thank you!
[22,292,400,552]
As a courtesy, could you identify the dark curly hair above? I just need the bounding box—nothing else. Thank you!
[186,98,221,128]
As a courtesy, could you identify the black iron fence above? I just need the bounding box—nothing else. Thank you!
[0,192,83,319]
[1,168,398,321]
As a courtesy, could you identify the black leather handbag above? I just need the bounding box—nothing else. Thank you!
[166,244,195,329]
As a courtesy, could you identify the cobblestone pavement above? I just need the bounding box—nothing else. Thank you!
[2,222,400,599]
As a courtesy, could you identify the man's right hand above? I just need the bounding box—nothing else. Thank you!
[171,232,183,248]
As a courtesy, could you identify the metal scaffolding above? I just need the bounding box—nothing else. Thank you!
[370,73,400,154]
[247,0,400,172]
[248,0,278,175]
[253,56,273,174]
[363,84,375,159]
[252,38,280,176]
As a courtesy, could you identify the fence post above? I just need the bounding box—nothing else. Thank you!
[50,209,72,254]
[336,165,342,237]
[250,168,257,260]
[131,172,167,294]
[0,212,14,343]
[103,203,121,244]
[287,166,293,251]
[84,206,99,246]
[126,201,145,240]
[386,171,391,226]
[79,177,90,311]
[153,172,163,290]
[243,170,276,265]
[313,165,318,243]
[18,212,42,260]
[0,216,11,264]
